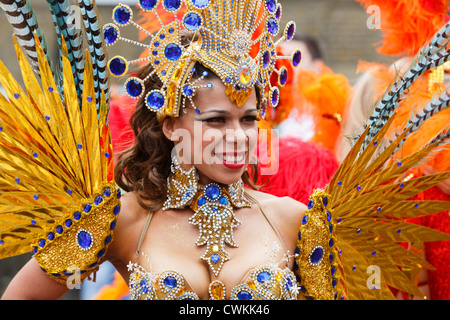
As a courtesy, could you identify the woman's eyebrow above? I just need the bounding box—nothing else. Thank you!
[199,109,230,115]
[244,108,258,114]
[197,108,258,115]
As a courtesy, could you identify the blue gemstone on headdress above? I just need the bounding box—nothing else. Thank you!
[183,84,194,97]
[237,290,252,300]
[160,33,165,39]
[307,199,314,209]
[165,43,182,61]
[126,78,143,98]
[139,0,158,10]
[164,276,177,288]
[265,0,276,13]
[39,239,46,247]
[204,184,220,201]
[56,225,63,234]
[104,25,119,44]
[77,231,92,249]
[279,68,288,85]
[309,246,323,264]
[147,91,165,110]
[192,0,209,8]
[14,93,19,99]
[322,196,328,207]
[270,88,279,106]
[48,232,55,240]
[109,57,127,76]
[257,271,271,283]
[104,187,111,197]
[164,0,181,11]
[65,219,72,227]
[211,254,220,264]
[286,22,295,40]
[113,5,132,25]
[184,12,202,31]
[292,49,302,67]
[276,5,281,19]
[74,211,81,220]
[262,51,270,68]
[266,17,278,35]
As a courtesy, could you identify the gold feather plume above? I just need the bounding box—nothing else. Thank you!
[0,34,120,284]
[295,110,450,300]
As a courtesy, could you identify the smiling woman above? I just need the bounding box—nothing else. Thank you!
[1,0,450,302]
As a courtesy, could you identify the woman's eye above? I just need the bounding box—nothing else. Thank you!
[203,117,226,123]
[242,115,258,122]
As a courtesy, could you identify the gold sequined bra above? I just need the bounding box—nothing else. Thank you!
[128,198,299,300]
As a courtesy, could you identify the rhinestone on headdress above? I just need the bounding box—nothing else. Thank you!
[105,0,301,121]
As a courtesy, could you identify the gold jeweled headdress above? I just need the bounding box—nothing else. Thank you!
[105,0,300,122]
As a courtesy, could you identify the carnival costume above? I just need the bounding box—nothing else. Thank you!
[352,0,450,299]
[0,0,450,300]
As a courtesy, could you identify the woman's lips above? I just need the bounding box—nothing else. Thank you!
[214,152,247,169]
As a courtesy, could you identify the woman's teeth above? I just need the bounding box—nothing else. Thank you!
[215,153,245,163]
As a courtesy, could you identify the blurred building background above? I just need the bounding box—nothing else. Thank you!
[0,0,398,299]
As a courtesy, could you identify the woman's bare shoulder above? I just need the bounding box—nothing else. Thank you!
[245,188,306,227]
[107,191,149,262]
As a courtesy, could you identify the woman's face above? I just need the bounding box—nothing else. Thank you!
[164,76,259,186]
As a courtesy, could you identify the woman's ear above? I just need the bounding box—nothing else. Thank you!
[162,117,176,141]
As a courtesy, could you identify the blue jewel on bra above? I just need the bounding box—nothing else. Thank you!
[237,290,252,300]
[164,276,177,288]
[257,271,271,283]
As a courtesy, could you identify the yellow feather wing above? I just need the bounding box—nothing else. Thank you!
[0,35,120,284]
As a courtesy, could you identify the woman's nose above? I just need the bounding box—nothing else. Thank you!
[225,127,247,146]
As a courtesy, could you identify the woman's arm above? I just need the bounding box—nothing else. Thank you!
[1,258,70,300]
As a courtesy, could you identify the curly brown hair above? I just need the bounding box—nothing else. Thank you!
[114,32,261,211]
